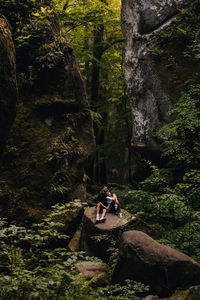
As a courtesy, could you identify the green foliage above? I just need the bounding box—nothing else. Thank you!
[0,1,47,84]
[110,162,200,262]
[150,0,200,103]
[34,200,82,239]
[158,85,200,167]
[175,170,200,210]
[139,161,173,192]
[0,0,67,88]
[0,205,99,300]
[54,0,130,180]
[47,126,85,166]
[0,99,87,213]
[92,280,149,300]
[0,203,149,300]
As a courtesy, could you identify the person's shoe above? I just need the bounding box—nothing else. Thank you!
[100,217,106,222]
[131,216,136,220]
[118,213,122,218]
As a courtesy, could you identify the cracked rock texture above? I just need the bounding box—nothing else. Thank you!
[121,0,193,150]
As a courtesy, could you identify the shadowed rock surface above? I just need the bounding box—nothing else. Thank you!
[0,15,17,154]
[0,2,95,222]
[144,285,200,299]
[112,231,200,297]
[121,0,194,151]
[68,230,81,252]
[80,206,136,262]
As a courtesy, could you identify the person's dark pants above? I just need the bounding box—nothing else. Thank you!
[109,201,121,214]
[99,206,104,214]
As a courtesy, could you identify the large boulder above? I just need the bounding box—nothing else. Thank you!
[121,0,194,151]
[112,231,200,297]
[0,16,17,154]
[0,1,95,219]
[80,206,136,262]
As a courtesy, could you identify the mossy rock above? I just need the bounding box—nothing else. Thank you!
[0,2,95,221]
[169,285,200,300]
[80,206,137,262]
[74,260,108,287]
[0,16,17,154]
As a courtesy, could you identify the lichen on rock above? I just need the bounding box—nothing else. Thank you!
[121,0,195,151]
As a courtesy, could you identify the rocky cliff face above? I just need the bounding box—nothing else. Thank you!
[0,16,17,154]
[0,2,95,221]
[121,0,193,151]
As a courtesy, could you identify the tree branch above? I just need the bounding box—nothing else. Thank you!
[102,38,124,54]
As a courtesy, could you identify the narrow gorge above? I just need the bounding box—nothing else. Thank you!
[0,0,200,299]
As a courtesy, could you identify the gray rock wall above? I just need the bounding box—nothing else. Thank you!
[121,0,193,151]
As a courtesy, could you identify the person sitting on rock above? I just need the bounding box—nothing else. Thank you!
[106,191,122,218]
[96,185,109,222]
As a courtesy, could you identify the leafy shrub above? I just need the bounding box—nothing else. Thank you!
[175,169,200,210]
[0,204,100,300]
[110,165,200,263]
[158,85,200,168]
[93,280,149,300]
[139,162,174,192]
[0,0,65,88]
[0,203,150,299]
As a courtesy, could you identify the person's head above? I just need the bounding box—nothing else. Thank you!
[102,185,108,193]
[107,191,111,196]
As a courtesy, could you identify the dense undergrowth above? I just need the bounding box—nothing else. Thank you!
[1,160,200,299]
[1,0,200,298]
[111,165,200,263]
[0,201,149,300]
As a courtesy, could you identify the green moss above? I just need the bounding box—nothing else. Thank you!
[169,289,190,299]
[0,100,88,222]
[0,0,92,225]
[0,18,15,65]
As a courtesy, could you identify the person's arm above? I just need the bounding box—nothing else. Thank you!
[100,196,110,211]
[113,193,119,204]
[98,201,109,210]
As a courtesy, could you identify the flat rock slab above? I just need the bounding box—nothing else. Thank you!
[85,206,134,230]
[80,206,136,262]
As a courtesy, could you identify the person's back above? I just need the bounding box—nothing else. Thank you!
[97,192,107,207]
